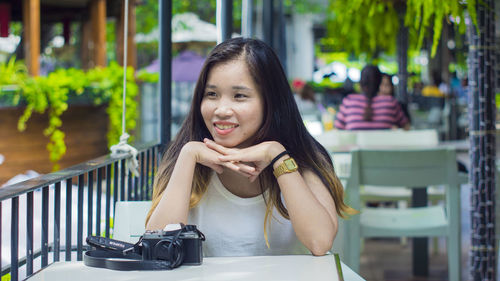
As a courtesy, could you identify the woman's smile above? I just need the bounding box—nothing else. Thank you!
[214,121,239,135]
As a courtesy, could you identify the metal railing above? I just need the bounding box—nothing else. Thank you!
[0,143,161,281]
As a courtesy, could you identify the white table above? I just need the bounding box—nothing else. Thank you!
[27,255,364,281]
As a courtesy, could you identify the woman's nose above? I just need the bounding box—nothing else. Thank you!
[214,102,233,117]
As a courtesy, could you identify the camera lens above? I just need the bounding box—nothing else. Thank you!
[153,239,184,267]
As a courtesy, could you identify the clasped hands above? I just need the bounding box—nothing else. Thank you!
[186,138,285,182]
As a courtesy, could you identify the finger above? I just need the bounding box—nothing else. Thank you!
[234,163,258,175]
[205,163,224,174]
[222,161,241,171]
[218,150,260,163]
[218,154,242,162]
[204,139,233,155]
[221,162,255,178]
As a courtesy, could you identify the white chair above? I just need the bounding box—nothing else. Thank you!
[315,130,357,181]
[355,129,441,204]
[356,129,439,147]
[343,148,461,281]
[314,130,357,152]
[113,201,152,243]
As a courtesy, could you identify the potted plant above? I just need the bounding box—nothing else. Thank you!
[0,58,139,184]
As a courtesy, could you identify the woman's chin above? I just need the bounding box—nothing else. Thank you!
[213,139,240,148]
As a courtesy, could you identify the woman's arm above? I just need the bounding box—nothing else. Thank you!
[145,143,201,230]
[206,140,338,255]
[146,141,257,230]
[272,152,338,256]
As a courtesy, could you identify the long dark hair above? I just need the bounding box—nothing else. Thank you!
[146,37,355,232]
[360,65,382,121]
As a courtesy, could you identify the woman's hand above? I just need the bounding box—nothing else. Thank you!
[182,141,257,177]
[182,142,225,173]
[203,139,286,182]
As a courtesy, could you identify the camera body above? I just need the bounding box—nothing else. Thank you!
[141,225,204,266]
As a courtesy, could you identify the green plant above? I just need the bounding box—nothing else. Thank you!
[1,273,10,281]
[0,59,139,171]
[136,69,159,83]
[325,1,477,58]
[86,62,138,148]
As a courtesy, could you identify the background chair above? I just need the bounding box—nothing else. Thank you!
[342,147,461,281]
[113,201,152,242]
[314,130,357,152]
[355,129,441,205]
[356,129,439,147]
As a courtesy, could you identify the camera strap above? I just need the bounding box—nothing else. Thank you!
[84,235,177,270]
[84,249,176,270]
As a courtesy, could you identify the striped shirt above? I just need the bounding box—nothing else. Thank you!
[334,94,409,130]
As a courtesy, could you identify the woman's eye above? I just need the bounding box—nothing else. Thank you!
[204,91,217,98]
[234,93,247,99]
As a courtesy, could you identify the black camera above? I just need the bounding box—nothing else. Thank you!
[141,224,205,266]
[85,224,205,270]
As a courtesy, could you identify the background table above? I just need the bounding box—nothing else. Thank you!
[27,255,365,281]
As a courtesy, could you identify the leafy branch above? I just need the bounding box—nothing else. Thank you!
[326,0,477,58]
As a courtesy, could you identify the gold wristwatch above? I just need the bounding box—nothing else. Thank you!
[273,157,298,178]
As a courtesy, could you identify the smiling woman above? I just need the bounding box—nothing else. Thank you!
[145,37,356,257]
[201,59,264,148]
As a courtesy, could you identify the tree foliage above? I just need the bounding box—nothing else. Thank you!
[325,0,477,58]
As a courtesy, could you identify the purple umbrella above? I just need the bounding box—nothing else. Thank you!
[144,50,205,82]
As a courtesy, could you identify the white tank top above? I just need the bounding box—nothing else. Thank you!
[188,173,310,257]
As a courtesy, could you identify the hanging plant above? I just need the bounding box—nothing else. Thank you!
[0,59,139,171]
[325,0,477,58]
[86,62,138,148]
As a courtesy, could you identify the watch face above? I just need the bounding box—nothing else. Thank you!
[285,159,298,170]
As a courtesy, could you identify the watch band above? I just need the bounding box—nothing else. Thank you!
[269,150,290,169]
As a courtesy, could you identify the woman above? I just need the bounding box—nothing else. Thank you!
[146,38,354,257]
[334,65,410,130]
[378,73,412,123]
[378,73,394,97]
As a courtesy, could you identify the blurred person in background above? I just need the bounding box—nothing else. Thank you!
[292,79,320,116]
[334,65,410,130]
[378,73,411,123]
[422,71,448,98]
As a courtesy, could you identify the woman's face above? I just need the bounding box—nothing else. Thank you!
[379,76,393,96]
[201,59,264,148]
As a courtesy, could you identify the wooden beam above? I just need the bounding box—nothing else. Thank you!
[81,19,92,69]
[91,0,106,67]
[22,0,40,76]
[127,0,137,69]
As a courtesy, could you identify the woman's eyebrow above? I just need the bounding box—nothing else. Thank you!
[232,85,252,91]
[206,84,252,91]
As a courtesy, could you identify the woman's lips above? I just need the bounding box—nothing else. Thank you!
[214,123,238,135]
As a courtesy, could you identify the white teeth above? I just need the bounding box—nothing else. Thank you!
[215,124,237,130]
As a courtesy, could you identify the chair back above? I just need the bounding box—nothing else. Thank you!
[113,201,152,242]
[314,130,357,151]
[356,129,438,147]
[350,147,457,187]
[346,147,458,208]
